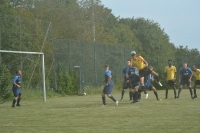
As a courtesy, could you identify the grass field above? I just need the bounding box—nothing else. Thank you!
[0,89,200,133]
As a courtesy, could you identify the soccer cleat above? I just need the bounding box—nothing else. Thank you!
[165,97,168,99]
[145,94,148,99]
[157,81,163,87]
[193,95,197,99]
[102,104,107,107]
[157,98,162,101]
[16,104,20,106]
[115,100,119,106]
[176,96,179,99]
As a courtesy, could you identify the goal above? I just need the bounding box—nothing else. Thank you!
[0,50,46,102]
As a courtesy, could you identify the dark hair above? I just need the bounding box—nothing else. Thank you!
[16,70,21,74]
[168,59,172,62]
[105,64,109,68]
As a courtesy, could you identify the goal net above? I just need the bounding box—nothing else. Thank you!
[0,50,46,102]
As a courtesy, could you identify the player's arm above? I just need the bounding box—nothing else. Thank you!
[105,76,111,86]
[142,58,148,66]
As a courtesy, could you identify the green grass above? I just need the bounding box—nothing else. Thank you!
[0,89,200,133]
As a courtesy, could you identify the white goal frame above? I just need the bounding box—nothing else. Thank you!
[0,50,46,102]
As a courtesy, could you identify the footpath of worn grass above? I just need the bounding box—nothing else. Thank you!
[0,89,200,133]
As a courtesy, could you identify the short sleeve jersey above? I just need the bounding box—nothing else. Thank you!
[164,66,177,80]
[179,67,192,80]
[127,67,139,79]
[193,69,200,80]
[105,70,111,82]
[131,56,146,70]
[13,75,21,89]
[122,66,129,80]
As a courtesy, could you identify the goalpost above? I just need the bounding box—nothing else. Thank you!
[0,50,46,102]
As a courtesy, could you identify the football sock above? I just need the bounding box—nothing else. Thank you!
[138,93,141,99]
[173,88,177,97]
[165,88,168,98]
[121,90,125,99]
[178,88,182,97]
[154,91,158,99]
[189,87,193,96]
[134,92,138,101]
[130,92,133,100]
[17,98,21,105]
[141,86,145,93]
[102,97,106,105]
[194,89,196,96]
[132,92,135,101]
[12,99,16,106]
[109,95,116,102]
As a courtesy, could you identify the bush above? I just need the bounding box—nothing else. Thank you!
[0,64,12,100]
[58,70,79,95]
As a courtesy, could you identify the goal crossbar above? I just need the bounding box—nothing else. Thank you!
[0,50,46,102]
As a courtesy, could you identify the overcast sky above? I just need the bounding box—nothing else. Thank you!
[101,0,200,50]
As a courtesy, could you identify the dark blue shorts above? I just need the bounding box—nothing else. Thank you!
[180,79,191,86]
[103,81,114,94]
[130,82,139,89]
[13,88,22,97]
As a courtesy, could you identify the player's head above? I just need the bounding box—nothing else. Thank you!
[168,59,172,65]
[126,60,131,67]
[105,64,109,70]
[183,63,187,69]
[149,66,153,71]
[130,51,136,59]
[16,70,21,76]
[192,65,197,71]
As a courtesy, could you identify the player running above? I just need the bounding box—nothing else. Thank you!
[191,65,200,99]
[130,51,162,99]
[12,70,22,107]
[177,63,193,99]
[164,59,177,99]
[120,60,132,101]
[126,63,140,103]
[144,66,162,101]
[101,64,118,106]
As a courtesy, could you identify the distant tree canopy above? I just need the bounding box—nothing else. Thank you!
[0,0,199,82]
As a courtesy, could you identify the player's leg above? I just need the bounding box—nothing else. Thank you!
[107,94,118,105]
[165,81,169,99]
[106,83,118,105]
[177,81,184,98]
[187,82,193,99]
[151,71,162,86]
[193,84,197,98]
[16,90,22,106]
[120,81,126,101]
[151,86,161,101]
[172,82,177,99]
[129,87,133,101]
[101,92,106,106]
[133,86,139,103]
[12,88,19,107]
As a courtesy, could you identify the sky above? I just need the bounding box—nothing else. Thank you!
[101,0,200,50]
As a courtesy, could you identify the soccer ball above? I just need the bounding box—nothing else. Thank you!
[83,92,86,95]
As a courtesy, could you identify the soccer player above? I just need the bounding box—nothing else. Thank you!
[12,70,22,107]
[102,65,118,106]
[130,51,162,99]
[126,63,140,103]
[191,65,200,98]
[164,59,177,99]
[144,66,162,101]
[177,63,193,99]
[120,60,132,101]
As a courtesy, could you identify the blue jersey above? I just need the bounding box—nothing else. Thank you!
[13,75,21,89]
[179,67,192,79]
[144,74,154,86]
[122,66,129,80]
[105,70,112,82]
[127,67,139,79]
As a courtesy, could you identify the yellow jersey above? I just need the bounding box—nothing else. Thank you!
[193,69,200,80]
[164,66,177,80]
[131,56,146,70]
